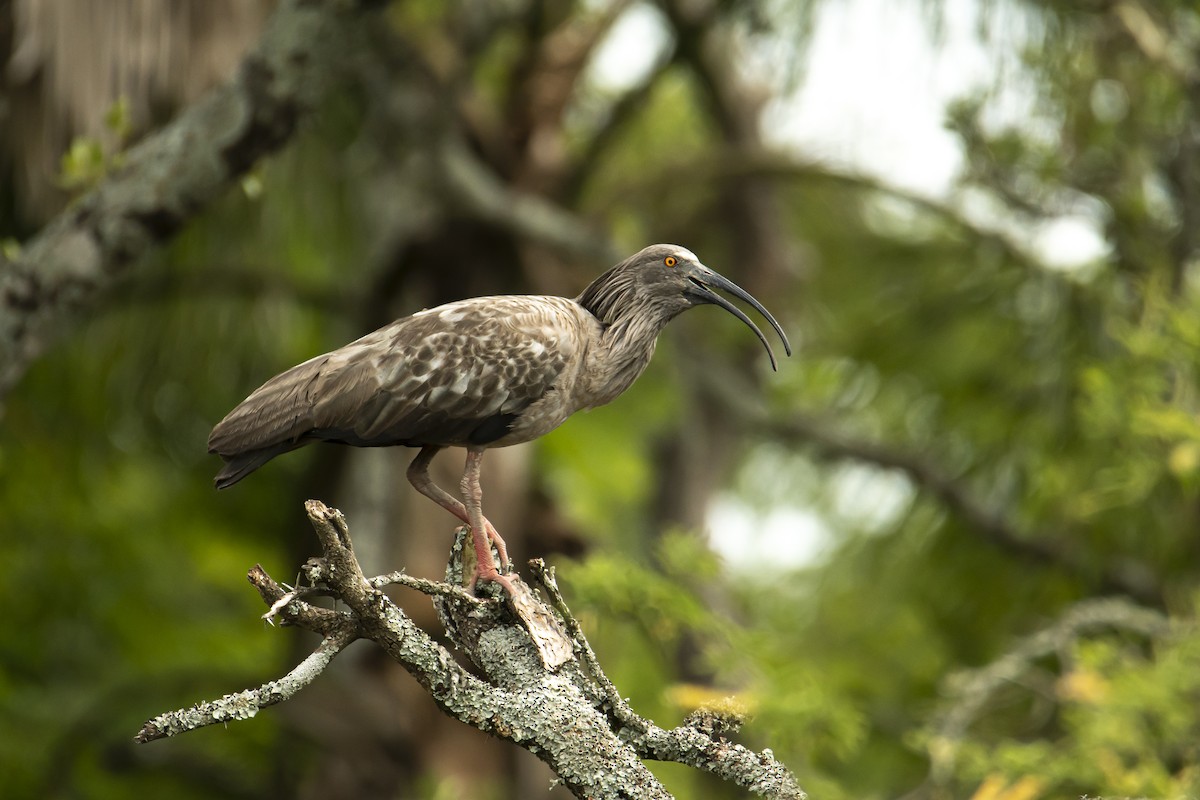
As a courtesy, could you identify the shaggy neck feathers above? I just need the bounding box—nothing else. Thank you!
[574,262,683,404]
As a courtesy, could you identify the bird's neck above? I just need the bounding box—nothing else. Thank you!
[572,316,661,409]
[576,295,678,409]
[576,265,680,337]
[574,265,684,405]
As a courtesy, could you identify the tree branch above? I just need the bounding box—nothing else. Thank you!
[135,623,359,744]
[760,413,1161,605]
[767,414,1062,563]
[689,360,1163,605]
[110,266,357,317]
[591,149,1047,275]
[136,500,805,800]
[435,139,618,265]
[0,0,367,405]
[1112,0,1199,88]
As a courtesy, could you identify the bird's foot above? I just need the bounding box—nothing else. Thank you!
[468,564,519,599]
[465,523,516,598]
[462,561,574,669]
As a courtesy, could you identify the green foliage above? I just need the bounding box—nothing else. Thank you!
[58,97,133,191]
[926,602,1200,799]
[567,533,872,799]
[539,365,680,547]
[58,137,109,190]
[7,0,1200,798]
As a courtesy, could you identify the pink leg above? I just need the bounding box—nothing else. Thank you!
[460,447,517,596]
[406,446,511,571]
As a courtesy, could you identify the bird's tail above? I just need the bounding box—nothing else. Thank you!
[208,353,330,488]
[213,449,285,489]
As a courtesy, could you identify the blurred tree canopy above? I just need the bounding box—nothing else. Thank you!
[2,0,1199,798]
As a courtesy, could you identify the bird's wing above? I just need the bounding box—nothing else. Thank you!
[208,295,580,458]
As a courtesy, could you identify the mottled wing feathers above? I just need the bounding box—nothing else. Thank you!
[209,295,579,487]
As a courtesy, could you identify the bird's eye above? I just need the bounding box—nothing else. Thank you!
[664,256,677,268]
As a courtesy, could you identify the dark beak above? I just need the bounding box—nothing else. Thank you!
[684,265,792,371]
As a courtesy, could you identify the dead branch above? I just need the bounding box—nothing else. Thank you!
[135,500,805,800]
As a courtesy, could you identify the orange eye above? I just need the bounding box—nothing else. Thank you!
[664,256,677,267]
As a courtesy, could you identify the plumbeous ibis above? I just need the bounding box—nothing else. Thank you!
[209,244,791,595]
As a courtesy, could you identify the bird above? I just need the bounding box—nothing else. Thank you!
[209,244,791,596]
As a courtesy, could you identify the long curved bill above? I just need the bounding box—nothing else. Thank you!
[686,266,792,371]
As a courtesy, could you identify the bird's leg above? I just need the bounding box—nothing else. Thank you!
[460,447,518,597]
[406,446,511,570]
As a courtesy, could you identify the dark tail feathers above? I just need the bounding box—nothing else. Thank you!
[213,445,295,489]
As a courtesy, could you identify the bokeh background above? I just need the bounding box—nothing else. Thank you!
[3,1,1200,798]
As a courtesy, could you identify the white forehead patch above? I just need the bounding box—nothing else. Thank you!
[669,244,699,263]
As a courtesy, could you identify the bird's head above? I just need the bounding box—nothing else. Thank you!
[577,244,792,370]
